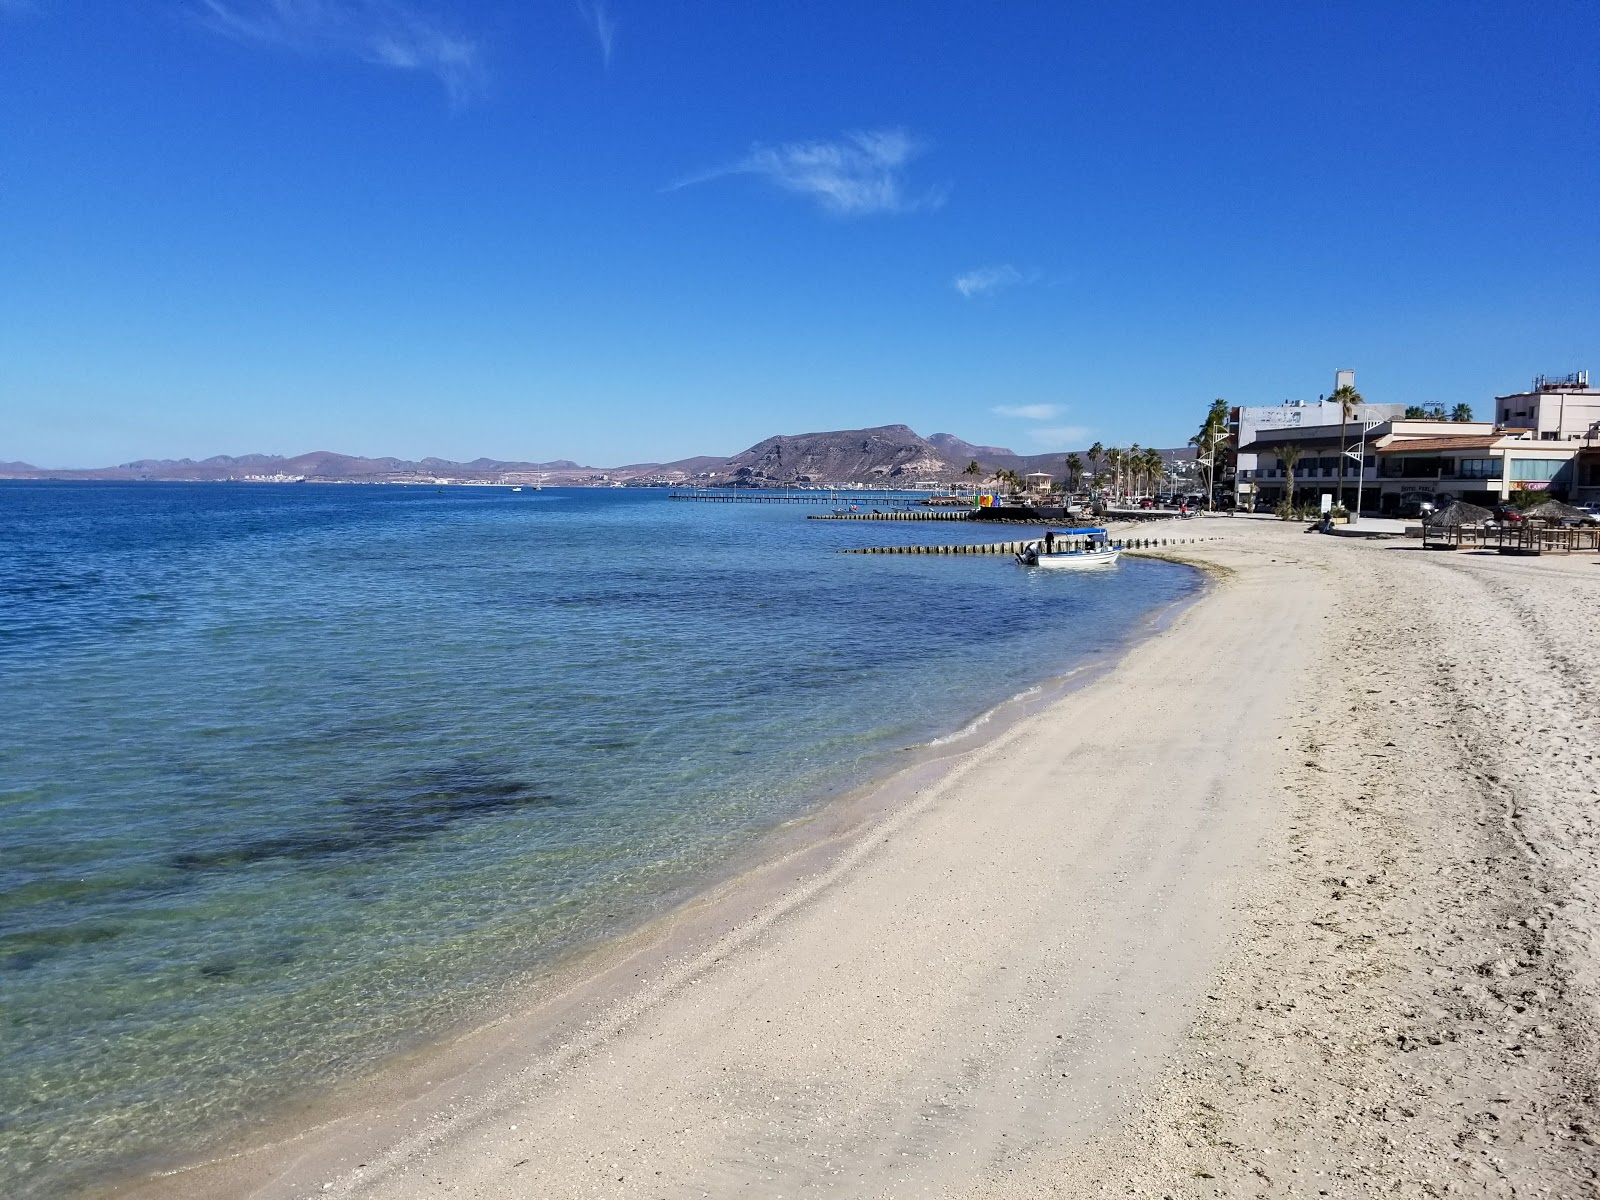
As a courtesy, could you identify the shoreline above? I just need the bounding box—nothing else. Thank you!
[100,520,1600,1198]
[94,550,1210,1200]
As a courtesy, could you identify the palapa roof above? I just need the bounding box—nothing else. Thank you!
[1424,500,1494,528]
[1522,499,1586,521]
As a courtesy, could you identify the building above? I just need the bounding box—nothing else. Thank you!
[1023,472,1055,495]
[1492,373,1600,441]
[1249,419,1582,510]
[1231,371,1404,508]
[1238,369,1593,510]
[1564,435,1600,503]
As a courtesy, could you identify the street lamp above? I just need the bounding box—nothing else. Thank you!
[1352,419,1379,521]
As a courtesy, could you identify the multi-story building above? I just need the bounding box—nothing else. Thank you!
[1238,370,1592,511]
[1492,373,1600,441]
[1231,372,1404,508]
[1249,419,1583,510]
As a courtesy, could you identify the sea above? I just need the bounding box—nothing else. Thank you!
[0,482,1201,1196]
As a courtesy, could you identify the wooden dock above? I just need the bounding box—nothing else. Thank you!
[1424,523,1600,555]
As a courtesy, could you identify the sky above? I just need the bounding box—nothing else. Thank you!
[2,1,1597,468]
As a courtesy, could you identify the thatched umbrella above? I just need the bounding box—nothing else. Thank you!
[1424,500,1493,529]
[1521,499,1586,523]
[1422,500,1494,549]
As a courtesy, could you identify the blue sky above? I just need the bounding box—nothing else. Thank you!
[2,1,1597,467]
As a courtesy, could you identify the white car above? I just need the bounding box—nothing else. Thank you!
[1576,503,1600,526]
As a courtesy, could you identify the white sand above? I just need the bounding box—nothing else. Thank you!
[141,519,1600,1199]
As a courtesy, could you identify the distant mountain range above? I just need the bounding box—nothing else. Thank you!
[1,427,1191,487]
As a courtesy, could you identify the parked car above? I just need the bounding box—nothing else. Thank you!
[1490,503,1526,525]
[1394,494,1441,519]
[1574,503,1600,526]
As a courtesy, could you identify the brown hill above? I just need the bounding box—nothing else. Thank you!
[720,425,952,485]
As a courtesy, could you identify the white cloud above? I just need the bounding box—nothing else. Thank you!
[1029,426,1092,448]
[673,128,943,217]
[954,264,1024,298]
[195,0,484,105]
[576,1,617,67]
[992,403,1060,421]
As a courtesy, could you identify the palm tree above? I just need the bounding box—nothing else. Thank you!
[1450,403,1474,422]
[1106,448,1123,500]
[1331,382,1364,507]
[963,459,981,476]
[1128,443,1142,498]
[1086,441,1103,492]
[1277,444,1305,516]
[1144,447,1164,497]
[1065,452,1083,493]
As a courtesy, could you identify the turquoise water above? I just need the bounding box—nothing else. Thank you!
[0,483,1200,1195]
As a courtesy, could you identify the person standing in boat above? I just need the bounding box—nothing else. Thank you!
[1044,530,1055,554]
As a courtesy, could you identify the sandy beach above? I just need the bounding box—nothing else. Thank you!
[128,517,1600,1200]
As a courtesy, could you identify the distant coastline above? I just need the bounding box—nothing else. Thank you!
[1,425,1191,489]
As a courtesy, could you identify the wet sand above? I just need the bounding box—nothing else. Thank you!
[120,519,1600,1199]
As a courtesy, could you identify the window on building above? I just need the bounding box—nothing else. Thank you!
[1457,458,1501,478]
[1381,456,1444,478]
[1509,458,1568,482]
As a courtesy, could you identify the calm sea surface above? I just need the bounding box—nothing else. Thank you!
[0,483,1200,1195]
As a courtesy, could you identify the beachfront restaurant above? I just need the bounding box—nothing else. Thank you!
[1371,434,1579,508]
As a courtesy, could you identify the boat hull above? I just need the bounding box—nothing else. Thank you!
[1016,547,1120,568]
[1029,548,1119,568]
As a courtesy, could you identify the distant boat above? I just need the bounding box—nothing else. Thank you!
[510,486,523,492]
[1015,528,1120,569]
[533,472,544,491]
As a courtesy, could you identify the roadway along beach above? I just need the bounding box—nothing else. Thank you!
[139,518,1600,1200]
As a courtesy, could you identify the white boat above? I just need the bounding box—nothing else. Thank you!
[1015,528,1120,569]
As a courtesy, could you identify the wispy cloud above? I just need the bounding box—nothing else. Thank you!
[576,1,616,67]
[954,263,1029,298]
[194,1,484,105]
[1030,425,1092,447]
[993,404,1060,420]
[673,128,943,217]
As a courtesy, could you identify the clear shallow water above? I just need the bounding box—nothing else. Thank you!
[0,483,1199,1195]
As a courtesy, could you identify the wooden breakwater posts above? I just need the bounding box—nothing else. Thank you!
[808,510,971,521]
[841,535,1221,556]
[669,490,925,505]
